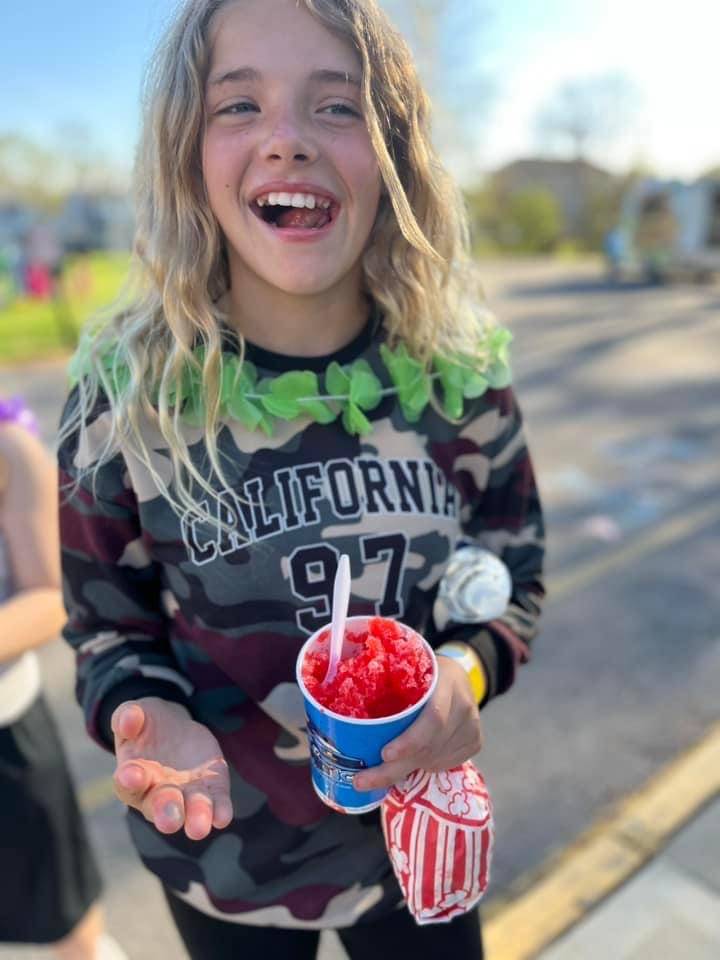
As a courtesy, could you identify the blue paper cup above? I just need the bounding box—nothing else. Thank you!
[296,616,438,814]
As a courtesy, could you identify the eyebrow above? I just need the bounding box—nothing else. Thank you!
[310,69,360,87]
[209,66,260,87]
[209,66,361,88]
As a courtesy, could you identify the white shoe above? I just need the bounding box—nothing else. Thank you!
[97,933,130,960]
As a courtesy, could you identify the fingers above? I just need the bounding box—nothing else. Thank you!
[381,698,446,765]
[142,784,186,835]
[353,695,449,793]
[212,794,234,831]
[353,668,484,792]
[378,678,457,769]
[113,758,233,839]
[113,759,184,834]
[205,760,234,831]
[115,759,148,795]
[183,770,234,838]
[354,735,480,792]
[114,766,212,838]
[150,778,232,840]
[111,701,146,745]
[183,784,215,840]
[113,759,150,811]
[354,720,438,791]
[354,757,416,793]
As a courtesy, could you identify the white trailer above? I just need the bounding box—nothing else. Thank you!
[606,176,720,283]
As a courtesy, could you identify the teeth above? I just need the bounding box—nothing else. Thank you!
[293,192,315,208]
[255,191,330,209]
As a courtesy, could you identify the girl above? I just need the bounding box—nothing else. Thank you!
[57,1,545,958]
[0,398,126,960]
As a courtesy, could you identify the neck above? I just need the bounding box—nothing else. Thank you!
[225,266,370,358]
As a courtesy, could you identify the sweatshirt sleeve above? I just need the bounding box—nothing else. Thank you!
[433,386,546,705]
[58,390,194,750]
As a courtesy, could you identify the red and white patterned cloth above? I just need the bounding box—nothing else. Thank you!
[380,762,493,924]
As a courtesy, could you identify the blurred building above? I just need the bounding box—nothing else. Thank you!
[492,157,618,238]
[0,202,39,247]
[56,193,134,253]
[0,193,134,254]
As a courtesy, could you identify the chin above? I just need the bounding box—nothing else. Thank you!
[259,270,343,298]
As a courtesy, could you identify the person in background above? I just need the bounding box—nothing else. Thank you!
[57,1,545,958]
[0,397,127,960]
[24,222,64,300]
[0,243,18,307]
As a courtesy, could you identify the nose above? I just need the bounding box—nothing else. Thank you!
[260,111,319,165]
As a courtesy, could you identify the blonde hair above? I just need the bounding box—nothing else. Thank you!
[59,0,489,524]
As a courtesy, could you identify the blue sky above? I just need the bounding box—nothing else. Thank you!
[2,0,718,186]
[1,2,172,167]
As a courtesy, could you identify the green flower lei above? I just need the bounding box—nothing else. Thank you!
[68,326,513,438]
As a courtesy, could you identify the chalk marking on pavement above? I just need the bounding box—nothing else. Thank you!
[77,500,720,817]
[484,719,720,960]
[548,498,720,602]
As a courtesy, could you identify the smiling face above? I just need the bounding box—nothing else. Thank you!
[202,0,383,304]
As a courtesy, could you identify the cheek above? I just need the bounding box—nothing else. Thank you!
[347,149,383,221]
[201,137,221,212]
[358,149,383,195]
[360,168,383,236]
[202,131,243,198]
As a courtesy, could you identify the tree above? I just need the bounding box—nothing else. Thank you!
[465,182,564,253]
[0,126,128,211]
[534,73,640,163]
[382,0,495,183]
[0,134,63,210]
[501,189,564,252]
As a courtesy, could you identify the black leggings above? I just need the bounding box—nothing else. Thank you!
[164,889,484,960]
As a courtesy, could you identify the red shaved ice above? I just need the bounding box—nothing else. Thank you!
[301,617,434,719]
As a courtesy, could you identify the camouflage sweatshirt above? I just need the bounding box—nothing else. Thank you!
[58,320,545,929]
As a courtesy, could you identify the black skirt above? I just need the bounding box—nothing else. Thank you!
[0,693,102,944]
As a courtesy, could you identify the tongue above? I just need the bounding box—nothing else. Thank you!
[276,207,331,229]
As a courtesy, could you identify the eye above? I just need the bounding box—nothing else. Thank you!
[218,101,260,116]
[319,103,361,118]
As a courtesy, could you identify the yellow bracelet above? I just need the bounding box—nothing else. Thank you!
[436,642,488,705]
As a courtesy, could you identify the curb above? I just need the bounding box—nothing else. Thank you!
[483,720,720,960]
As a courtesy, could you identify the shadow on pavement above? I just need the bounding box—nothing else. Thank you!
[507,278,655,298]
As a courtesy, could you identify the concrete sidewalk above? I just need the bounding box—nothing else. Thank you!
[537,797,720,960]
[485,722,720,960]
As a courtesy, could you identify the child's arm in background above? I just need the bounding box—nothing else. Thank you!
[0,424,67,662]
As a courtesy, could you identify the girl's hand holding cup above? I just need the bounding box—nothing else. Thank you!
[353,656,484,793]
[111,697,233,840]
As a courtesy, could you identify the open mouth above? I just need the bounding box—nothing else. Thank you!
[251,190,338,230]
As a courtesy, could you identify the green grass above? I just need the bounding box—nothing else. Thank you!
[0,252,130,364]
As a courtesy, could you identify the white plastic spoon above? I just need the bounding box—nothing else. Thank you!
[324,554,351,685]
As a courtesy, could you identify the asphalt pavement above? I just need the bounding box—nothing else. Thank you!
[1,258,718,959]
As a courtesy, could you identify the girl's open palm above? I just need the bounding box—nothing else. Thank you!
[112,697,233,840]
